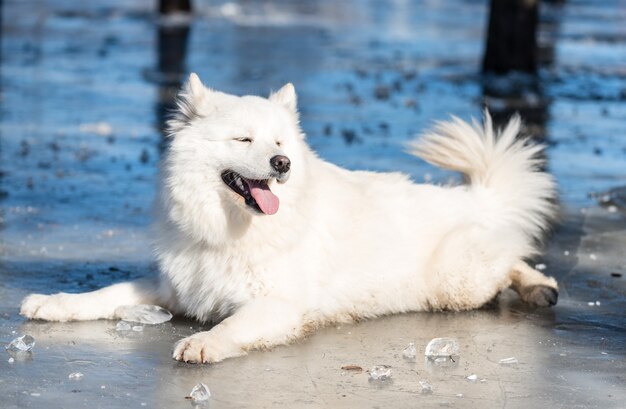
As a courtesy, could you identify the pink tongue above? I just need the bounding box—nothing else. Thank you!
[248,180,280,215]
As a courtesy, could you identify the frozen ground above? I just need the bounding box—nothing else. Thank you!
[1,0,625,407]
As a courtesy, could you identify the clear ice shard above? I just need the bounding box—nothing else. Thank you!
[368,365,392,380]
[115,305,173,325]
[403,342,417,359]
[424,337,459,361]
[5,335,35,352]
[499,357,519,365]
[466,374,477,381]
[116,321,131,331]
[419,380,433,394]
[190,382,211,403]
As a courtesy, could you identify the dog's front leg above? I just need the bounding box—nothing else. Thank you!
[20,278,167,322]
[173,297,306,364]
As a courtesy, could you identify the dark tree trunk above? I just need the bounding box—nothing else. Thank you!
[159,0,192,15]
[482,0,539,74]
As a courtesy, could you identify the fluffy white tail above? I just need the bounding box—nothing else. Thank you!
[409,111,557,244]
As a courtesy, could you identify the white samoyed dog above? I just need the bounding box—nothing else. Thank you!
[21,74,559,364]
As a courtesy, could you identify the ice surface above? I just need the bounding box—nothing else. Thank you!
[115,305,173,325]
[116,321,132,331]
[368,365,392,381]
[402,342,417,359]
[419,380,433,395]
[189,383,211,403]
[5,335,35,352]
[79,122,112,136]
[499,357,519,365]
[68,372,84,380]
[424,337,459,364]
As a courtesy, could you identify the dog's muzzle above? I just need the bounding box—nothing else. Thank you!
[271,155,291,183]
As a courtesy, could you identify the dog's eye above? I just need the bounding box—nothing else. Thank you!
[235,137,253,143]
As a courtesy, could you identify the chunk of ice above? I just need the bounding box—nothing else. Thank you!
[499,357,518,365]
[68,372,84,380]
[402,342,417,359]
[419,380,433,394]
[5,335,35,352]
[535,263,547,271]
[368,365,392,381]
[190,382,211,403]
[466,374,477,382]
[115,305,173,325]
[116,321,131,331]
[132,326,144,332]
[8,357,14,364]
[425,337,459,362]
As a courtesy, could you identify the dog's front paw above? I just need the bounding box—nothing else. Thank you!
[173,332,243,364]
[20,293,74,321]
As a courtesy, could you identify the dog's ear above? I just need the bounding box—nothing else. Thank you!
[269,83,298,114]
[167,73,208,135]
[187,72,206,100]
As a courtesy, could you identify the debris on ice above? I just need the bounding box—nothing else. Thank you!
[498,357,519,365]
[68,372,84,380]
[466,374,477,382]
[419,380,433,394]
[368,365,392,381]
[425,337,459,364]
[115,305,173,325]
[402,342,417,360]
[189,382,211,403]
[116,321,132,331]
[5,335,35,352]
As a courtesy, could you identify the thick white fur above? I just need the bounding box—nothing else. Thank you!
[21,74,558,364]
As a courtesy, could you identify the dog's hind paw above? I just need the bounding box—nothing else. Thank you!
[522,285,558,307]
[173,332,244,364]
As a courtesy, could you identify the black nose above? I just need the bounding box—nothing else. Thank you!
[270,155,291,173]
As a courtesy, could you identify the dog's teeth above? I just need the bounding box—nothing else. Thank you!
[236,177,244,190]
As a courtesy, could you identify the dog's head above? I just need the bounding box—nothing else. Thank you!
[161,74,307,242]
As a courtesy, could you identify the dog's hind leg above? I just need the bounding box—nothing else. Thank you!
[20,278,170,322]
[509,261,558,307]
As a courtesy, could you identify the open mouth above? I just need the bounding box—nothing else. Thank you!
[221,170,280,215]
